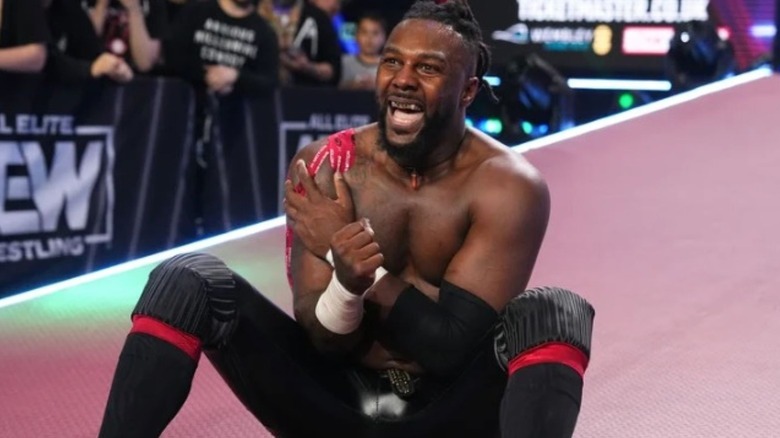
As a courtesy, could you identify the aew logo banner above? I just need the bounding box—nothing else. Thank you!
[0,114,114,263]
[0,76,197,298]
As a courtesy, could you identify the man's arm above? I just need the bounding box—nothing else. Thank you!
[368,155,551,375]
[440,158,550,310]
[281,6,341,85]
[87,0,110,36]
[233,22,280,95]
[0,44,46,72]
[286,141,369,355]
[121,0,161,72]
[0,0,49,73]
[313,8,342,85]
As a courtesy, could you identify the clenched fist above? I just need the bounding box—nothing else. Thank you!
[330,219,384,295]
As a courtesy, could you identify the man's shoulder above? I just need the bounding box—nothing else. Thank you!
[341,55,358,68]
[293,125,375,169]
[466,131,548,206]
[472,132,544,185]
[296,136,331,162]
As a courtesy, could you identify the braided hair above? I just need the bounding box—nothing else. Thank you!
[401,0,498,102]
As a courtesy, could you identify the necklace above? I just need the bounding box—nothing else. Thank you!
[403,132,467,190]
[410,169,421,190]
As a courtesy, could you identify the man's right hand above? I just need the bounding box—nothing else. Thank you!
[330,220,384,295]
[91,53,134,83]
[204,65,239,95]
[284,160,355,257]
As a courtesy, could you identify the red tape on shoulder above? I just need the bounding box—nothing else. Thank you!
[130,315,202,361]
[285,128,356,289]
[507,342,589,378]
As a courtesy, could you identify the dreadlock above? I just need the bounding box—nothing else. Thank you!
[402,0,499,102]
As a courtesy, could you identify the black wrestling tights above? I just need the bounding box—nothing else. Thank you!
[500,363,583,438]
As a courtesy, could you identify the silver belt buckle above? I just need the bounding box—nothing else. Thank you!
[385,368,415,399]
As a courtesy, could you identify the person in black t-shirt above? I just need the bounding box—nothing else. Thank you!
[0,0,49,73]
[85,0,168,71]
[44,0,133,83]
[259,0,342,87]
[124,0,279,96]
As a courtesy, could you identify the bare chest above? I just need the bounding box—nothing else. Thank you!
[346,171,470,287]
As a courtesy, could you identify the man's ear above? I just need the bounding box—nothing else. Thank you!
[461,76,480,108]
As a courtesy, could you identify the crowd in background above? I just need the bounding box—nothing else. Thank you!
[0,0,398,95]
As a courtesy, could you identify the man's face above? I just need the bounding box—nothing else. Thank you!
[376,19,471,162]
[356,18,386,57]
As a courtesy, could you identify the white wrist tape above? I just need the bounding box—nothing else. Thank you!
[325,249,335,266]
[315,273,365,334]
[316,250,389,334]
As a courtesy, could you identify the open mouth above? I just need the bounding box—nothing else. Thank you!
[387,98,425,134]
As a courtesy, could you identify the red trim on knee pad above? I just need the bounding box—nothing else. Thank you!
[130,315,202,361]
[507,342,589,378]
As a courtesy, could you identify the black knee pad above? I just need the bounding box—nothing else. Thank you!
[494,287,595,370]
[133,252,237,348]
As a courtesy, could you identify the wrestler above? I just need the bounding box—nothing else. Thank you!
[98,1,594,437]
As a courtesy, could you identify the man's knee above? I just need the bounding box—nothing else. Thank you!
[494,287,595,374]
[133,252,237,347]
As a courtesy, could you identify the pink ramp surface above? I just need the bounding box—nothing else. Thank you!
[1,74,780,437]
[525,74,780,437]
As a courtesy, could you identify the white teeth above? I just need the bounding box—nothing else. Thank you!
[390,101,422,112]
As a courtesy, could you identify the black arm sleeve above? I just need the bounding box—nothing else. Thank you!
[144,0,169,40]
[43,0,104,84]
[44,48,93,84]
[234,21,279,96]
[383,281,499,378]
[313,11,341,86]
[160,2,203,85]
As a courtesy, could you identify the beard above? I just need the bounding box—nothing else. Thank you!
[377,103,451,168]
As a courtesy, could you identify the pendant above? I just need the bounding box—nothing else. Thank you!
[411,170,420,190]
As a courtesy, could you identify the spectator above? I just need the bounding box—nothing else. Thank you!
[45,0,133,83]
[338,11,384,90]
[123,0,279,96]
[259,0,341,87]
[85,0,168,71]
[310,0,356,55]
[0,0,49,73]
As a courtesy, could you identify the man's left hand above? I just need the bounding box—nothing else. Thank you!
[285,160,355,258]
[280,50,310,73]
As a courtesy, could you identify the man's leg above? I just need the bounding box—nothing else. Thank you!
[203,273,367,437]
[99,253,363,437]
[495,287,595,438]
[99,253,235,437]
